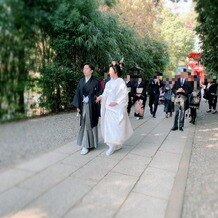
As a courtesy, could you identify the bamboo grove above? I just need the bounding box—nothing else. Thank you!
[0,0,199,121]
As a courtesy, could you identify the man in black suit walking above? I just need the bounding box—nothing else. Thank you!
[171,69,193,131]
[148,72,164,118]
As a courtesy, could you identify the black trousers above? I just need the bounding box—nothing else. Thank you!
[173,104,185,128]
[149,94,159,116]
[208,95,217,110]
[190,108,197,120]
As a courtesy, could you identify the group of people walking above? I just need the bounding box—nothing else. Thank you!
[203,78,218,114]
[72,62,217,156]
[124,72,164,119]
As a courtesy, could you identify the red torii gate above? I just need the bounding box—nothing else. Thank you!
[187,51,205,83]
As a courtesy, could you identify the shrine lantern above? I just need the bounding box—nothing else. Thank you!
[188,60,198,69]
[188,51,202,60]
[187,51,205,82]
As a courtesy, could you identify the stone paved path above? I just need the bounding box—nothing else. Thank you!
[0,103,217,218]
[182,103,218,218]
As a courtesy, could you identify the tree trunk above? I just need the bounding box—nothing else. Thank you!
[17,49,27,114]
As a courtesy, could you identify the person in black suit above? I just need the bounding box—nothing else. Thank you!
[171,69,193,131]
[148,72,164,118]
[207,78,217,114]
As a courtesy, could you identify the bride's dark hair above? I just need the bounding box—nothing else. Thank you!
[109,61,122,77]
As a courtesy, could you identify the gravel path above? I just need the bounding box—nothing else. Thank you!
[182,102,218,218]
[0,112,80,172]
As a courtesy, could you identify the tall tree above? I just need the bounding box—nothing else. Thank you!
[104,0,164,37]
[160,9,195,76]
[194,0,218,75]
[0,0,57,119]
[0,0,36,117]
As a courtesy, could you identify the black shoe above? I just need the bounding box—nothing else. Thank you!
[150,109,153,115]
[189,119,193,123]
[171,127,178,131]
[179,127,183,131]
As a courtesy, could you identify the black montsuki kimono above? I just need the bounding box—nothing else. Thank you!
[72,76,101,128]
[126,80,134,115]
[72,76,102,149]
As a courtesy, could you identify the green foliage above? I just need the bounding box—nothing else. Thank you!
[39,63,80,112]
[160,9,195,77]
[194,0,218,75]
[38,0,169,111]
[0,0,39,120]
[0,0,169,120]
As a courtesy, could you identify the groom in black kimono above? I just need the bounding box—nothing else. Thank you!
[72,63,102,155]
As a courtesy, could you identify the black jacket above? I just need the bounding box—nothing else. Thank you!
[172,78,193,97]
[126,80,134,97]
[148,79,164,96]
[72,76,101,128]
[208,83,217,95]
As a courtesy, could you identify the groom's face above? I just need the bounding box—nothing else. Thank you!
[83,65,93,77]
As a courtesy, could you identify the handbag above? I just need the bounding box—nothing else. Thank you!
[175,94,186,108]
[171,94,175,102]
[135,99,144,116]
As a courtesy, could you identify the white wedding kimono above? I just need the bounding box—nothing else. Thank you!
[101,78,133,146]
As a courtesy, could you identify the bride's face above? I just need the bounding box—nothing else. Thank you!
[109,67,117,78]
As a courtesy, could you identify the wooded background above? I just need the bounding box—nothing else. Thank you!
[1,0,214,121]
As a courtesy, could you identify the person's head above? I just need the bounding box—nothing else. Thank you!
[188,75,193,81]
[126,75,131,81]
[109,61,122,79]
[212,76,217,84]
[158,75,163,80]
[119,62,124,70]
[212,78,216,84]
[180,68,187,79]
[155,71,163,80]
[169,80,173,88]
[83,63,94,77]
[138,77,142,83]
[208,78,212,83]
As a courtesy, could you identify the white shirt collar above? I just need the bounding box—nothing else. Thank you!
[85,76,91,83]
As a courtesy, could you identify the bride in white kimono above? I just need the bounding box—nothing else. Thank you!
[97,62,133,155]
